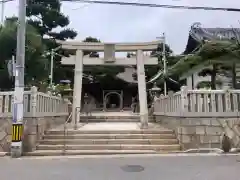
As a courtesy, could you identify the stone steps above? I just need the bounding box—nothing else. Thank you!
[80,115,142,119]
[37,144,180,151]
[43,134,176,139]
[39,139,178,145]
[79,119,155,122]
[46,129,173,135]
[24,150,173,156]
[32,122,180,156]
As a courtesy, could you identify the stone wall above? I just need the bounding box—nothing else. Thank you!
[155,116,240,150]
[0,116,67,153]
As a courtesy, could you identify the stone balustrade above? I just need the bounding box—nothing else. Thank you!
[153,86,240,151]
[0,86,69,153]
[154,86,240,117]
[0,86,68,118]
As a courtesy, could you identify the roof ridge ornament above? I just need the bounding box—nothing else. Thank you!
[191,22,202,30]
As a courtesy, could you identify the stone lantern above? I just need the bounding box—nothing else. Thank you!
[150,82,161,99]
[59,80,73,100]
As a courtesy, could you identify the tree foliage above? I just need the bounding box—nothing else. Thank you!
[26,0,77,84]
[26,0,77,41]
[0,17,47,90]
[148,43,182,91]
[170,41,239,75]
[0,0,78,90]
[169,40,240,89]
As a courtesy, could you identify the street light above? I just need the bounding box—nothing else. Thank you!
[42,46,61,87]
[49,46,61,86]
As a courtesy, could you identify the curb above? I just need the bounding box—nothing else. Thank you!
[15,153,240,160]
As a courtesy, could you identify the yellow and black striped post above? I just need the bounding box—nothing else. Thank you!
[11,123,23,142]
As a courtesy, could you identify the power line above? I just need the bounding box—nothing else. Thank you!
[0,0,14,3]
[61,0,240,12]
[2,0,240,12]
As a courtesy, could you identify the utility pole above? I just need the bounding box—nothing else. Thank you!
[49,46,61,87]
[50,49,54,86]
[11,0,26,158]
[162,33,167,96]
[1,0,4,24]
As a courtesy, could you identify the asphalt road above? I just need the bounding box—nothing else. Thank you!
[0,154,239,180]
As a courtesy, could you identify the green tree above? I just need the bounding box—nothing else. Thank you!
[0,17,46,90]
[170,40,240,89]
[131,43,182,92]
[26,0,77,84]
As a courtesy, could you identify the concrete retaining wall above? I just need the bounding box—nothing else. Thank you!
[0,116,67,152]
[155,116,240,150]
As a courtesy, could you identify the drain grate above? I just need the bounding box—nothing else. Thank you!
[121,165,145,172]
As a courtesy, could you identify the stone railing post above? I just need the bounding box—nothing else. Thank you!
[225,89,231,112]
[180,86,188,116]
[30,86,38,117]
[159,94,165,115]
[0,95,3,114]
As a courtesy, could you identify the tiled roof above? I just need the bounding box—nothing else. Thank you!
[190,22,240,41]
[184,22,240,54]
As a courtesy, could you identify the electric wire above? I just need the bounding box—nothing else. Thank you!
[61,0,240,12]
[0,0,14,3]
[2,0,240,13]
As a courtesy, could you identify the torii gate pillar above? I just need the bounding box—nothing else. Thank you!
[72,50,83,128]
[137,50,148,128]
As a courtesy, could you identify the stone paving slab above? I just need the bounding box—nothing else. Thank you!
[80,111,139,116]
[53,122,171,131]
[76,122,140,130]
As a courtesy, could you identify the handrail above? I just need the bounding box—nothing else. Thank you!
[75,107,81,129]
[62,112,72,155]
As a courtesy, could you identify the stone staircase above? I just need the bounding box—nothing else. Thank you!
[79,115,155,123]
[25,124,180,156]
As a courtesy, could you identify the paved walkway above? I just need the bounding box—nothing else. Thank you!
[54,122,168,131]
[80,111,139,117]
[54,111,162,131]
[76,122,141,130]
[72,122,167,130]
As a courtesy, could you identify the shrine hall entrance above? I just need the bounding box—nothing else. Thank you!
[103,90,123,111]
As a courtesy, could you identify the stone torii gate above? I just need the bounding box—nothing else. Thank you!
[57,40,161,128]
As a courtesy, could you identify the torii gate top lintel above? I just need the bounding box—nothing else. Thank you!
[56,40,162,52]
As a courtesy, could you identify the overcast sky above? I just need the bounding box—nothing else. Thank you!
[2,0,240,54]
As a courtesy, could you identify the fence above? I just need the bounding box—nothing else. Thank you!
[154,86,240,117]
[0,86,69,118]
